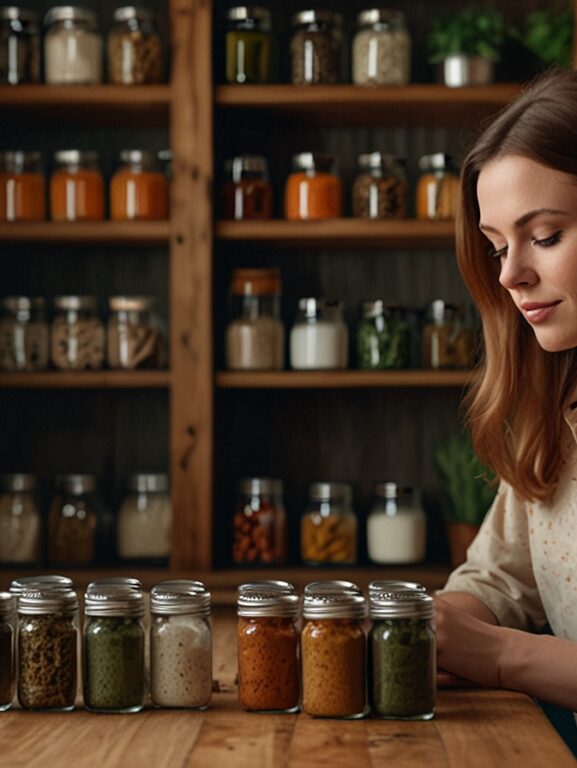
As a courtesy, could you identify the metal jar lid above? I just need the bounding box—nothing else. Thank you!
[84,586,145,617]
[304,580,361,596]
[225,6,271,26]
[0,591,14,618]
[291,152,335,173]
[0,150,42,172]
[151,580,211,617]
[127,473,169,493]
[368,579,426,596]
[10,574,74,595]
[357,152,402,172]
[356,9,405,28]
[108,295,155,312]
[53,295,98,312]
[302,585,366,620]
[60,473,97,495]
[118,149,158,167]
[369,591,434,619]
[1,296,46,314]
[238,580,295,594]
[291,10,342,27]
[44,6,98,27]
[0,473,36,493]
[237,586,299,618]
[0,7,38,22]
[86,577,143,594]
[418,152,455,173]
[113,6,155,23]
[373,482,414,500]
[225,155,268,182]
[309,481,353,505]
[53,149,99,166]
[361,299,386,319]
[238,477,283,496]
[18,589,79,615]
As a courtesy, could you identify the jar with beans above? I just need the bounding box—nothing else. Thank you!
[233,477,286,565]
[0,473,41,566]
[285,152,342,220]
[51,295,105,370]
[356,300,409,370]
[50,150,105,222]
[0,150,45,222]
[47,474,100,567]
[416,153,459,220]
[0,592,14,711]
[352,152,407,219]
[110,149,169,220]
[301,482,357,565]
[290,10,342,85]
[352,9,410,86]
[0,297,49,372]
[107,296,163,369]
[223,6,273,84]
[221,155,272,220]
[0,7,40,84]
[43,6,102,84]
[107,6,163,84]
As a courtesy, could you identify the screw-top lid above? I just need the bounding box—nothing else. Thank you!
[53,295,98,312]
[291,152,335,173]
[60,473,97,495]
[0,473,36,493]
[150,580,211,617]
[44,6,98,26]
[309,481,353,504]
[10,574,74,595]
[108,296,155,312]
[237,584,299,618]
[127,473,169,493]
[238,477,283,496]
[418,153,456,173]
[53,149,99,166]
[18,589,79,615]
[303,580,361,596]
[230,268,281,297]
[296,298,344,321]
[86,577,143,594]
[0,591,14,618]
[1,296,46,314]
[303,581,365,619]
[356,9,405,28]
[0,7,39,23]
[357,152,403,172]
[373,482,414,500]
[361,299,386,319]
[369,590,434,619]
[113,6,155,22]
[291,10,342,27]
[368,579,426,596]
[0,150,42,173]
[238,580,295,594]
[118,149,158,167]
[225,6,271,28]
[84,586,145,617]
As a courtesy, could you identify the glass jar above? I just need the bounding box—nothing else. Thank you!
[301,582,366,718]
[50,150,105,222]
[416,153,459,220]
[237,583,300,712]
[0,7,40,84]
[0,473,41,565]
[224,6,272,84]
[222,155,272,220]
[0,150,45,222]
[369,591,435,719]
[107,6,163,84]
[284,152,342,220]
[17,589,79,711]
[47,474,99,566]
[117,473,171,562]
[301,482,357,565]
[110,149,169,220]
[367,482,426,564]
[0,592,14,711]
[290,298,348,370]
[233,477,286,565]
[44,6,102,84]
[422,300,473,369]
[352,9,410,86]
[225,267,284,371]
[83,586,146,713]
[352,153,407,219]
[0,296,49,371]
[107,295,163,369]
[357,300,409,370]
[51,295,105,370]
[290,10,342,85]
[150,580,212,709]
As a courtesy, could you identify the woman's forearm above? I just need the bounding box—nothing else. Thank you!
[436,590,498,625]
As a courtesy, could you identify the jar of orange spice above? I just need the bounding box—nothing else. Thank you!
[416,153,459,220]
[50,150,104,222]
[284,152,342,220]
[0,151,45,222]
[110,149,168,220]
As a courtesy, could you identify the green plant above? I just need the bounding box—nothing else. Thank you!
[511,7,573,67]
[428,5,506,64]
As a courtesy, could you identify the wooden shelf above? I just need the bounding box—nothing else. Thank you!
[216,370,472,389]
[0,221,170,245]
[0,371,171,389]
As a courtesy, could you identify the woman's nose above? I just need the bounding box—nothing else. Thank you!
[498,245,538,290]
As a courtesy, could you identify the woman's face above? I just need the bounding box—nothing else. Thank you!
[477,154,577,352]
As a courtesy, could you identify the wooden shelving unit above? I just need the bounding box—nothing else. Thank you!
[0,221,170,244]
[216,370,471,389]
[0,371,171,389]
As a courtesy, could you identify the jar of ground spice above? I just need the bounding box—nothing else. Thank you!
[352,153,407,219]
[301,481,357,564]
[422,299,473,369]
[110,149,169,220]
[107,6,163,84]
[0,592,14,711]
[233,477,286,565]
[369,590,435,719]
[223,6,273,84]
[117,473,171,562]
[17,589,78,711]
[284,152,342,220]
[150,580,212,709]
[221,155,272,220]
[47,474,100,566]
[416,153,459,220]
[44,6,102,84]
[83,585,146,713]
[50,150,105,222]
[290,10,342,85]
[301,582,367,718]
[0,150,45,222]
[237,582,300,712]
[352,9,410,86]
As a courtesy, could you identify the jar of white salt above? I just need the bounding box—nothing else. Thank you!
[367,482,426,564]
[43,6,103,84]
[289,298,348,370]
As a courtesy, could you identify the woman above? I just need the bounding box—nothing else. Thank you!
[436,67,577,714]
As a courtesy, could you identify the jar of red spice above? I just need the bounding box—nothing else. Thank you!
[0,151,45,222]
[222,155,272,220]
[233,477,286,565]
[50,150,104,222]
[284,152,342,220]
[110,149,168,220]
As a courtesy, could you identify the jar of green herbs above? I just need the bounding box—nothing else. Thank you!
[357,300,409,369]
[223,6,273,84]
[369,590,435,719]
[0,592,14,710]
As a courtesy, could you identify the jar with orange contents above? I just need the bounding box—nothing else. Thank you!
[0,151,45,222]
[50,150,104,222]
[284,152,342,221]
[221,155,272,220]
[416,153,459,220]
[110,149,168,221]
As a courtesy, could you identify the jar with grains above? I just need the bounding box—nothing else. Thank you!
[110,149,168,220]
[47,474,99,566]
[150,581,212,709]
[50,150,104,222]
[107,6,163,84]
[290,10,342,85]
[222,155,272,220]
[225,268,284,371]
[416,153,459,220]
[357,300,409,370]
[117,473,171,562]
[290,298,348,370]
[0,592,14,711]
[367,482,426,564]
[352,152,407,219]
[237,583,300,713]
[301,582,367,718]
[284,152,342,220]
[0,297,49,371]
[352,9,410,86]
[83,586,146,713]
[0,7,40,84]
[422,300,473,369]
[107,295,163,369]
[18,589,78,711]
[43,6,102,84]
[301,482,357,565]
[369,591,435,719]
[0,473,41,565]
[0,150,45,222]
[223,6,272,84]
[233,477,286,565]
[51,295,105,370]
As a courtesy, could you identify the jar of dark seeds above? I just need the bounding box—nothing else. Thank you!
[107,6,163,84]
[0,592,15,711]
[352,152,407,219]
[290,10,342,85]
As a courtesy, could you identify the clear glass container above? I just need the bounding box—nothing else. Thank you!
[117,473,171,562]
[51,295,105,370]
[290,298,348,370]
[357,300,409,370]
[107,6,163,84]
[0,473,41,565]
[0,296,49,371]
[416,153,459,220]
[0,592,14,711]
[223,6,272,84]
[237,583,300,712]
[47,474,100,566]
[44,5,102,84]
[110,149,169,220]
[50,150,104,222]
[233,477,286,565]
[222,155,272,220]
[352,9,410,86]
[290,10,342,85]
[107,295,163,369]
[422,300,473,369]
[284,152,342,220]
[352,152,407,219]
[0,7,40,84]
[225,267,284,371]
[367,482,426,564]
[0,150,45,222]
[301,481,357,564]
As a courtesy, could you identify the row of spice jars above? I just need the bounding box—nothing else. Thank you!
[0,295,165,372]
[221,152,460,221]
[0,472,171,567]
[222,7,411,87]
[233,478,427,567]
[0,149,169,223]
[0,6,165,85]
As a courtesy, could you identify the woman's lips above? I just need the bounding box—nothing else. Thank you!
[520,301,561,324]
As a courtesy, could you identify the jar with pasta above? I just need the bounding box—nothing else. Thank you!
[50,150,105,222]
[43,6,102,84]
[422,299,473,369]
[107,6,163,84]
[223,6,273,84]
[47,474,100,566]
[110,149,168,220]
[284,152,342,220]
[352,9,410,86]
[51,295,105,370]
[290,10,342,85]
[107,296,163,369]
[352,152,407,219]
[221,155,272,220]
[0,150,45,222]
[416,153,459,220]
[0,7,40,84]
[301,482,357,565]
[0,474,41,566]
[0,296,49,371]
[233,477,286,565]
[117,473,171,563]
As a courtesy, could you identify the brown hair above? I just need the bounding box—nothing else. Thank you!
[458,67,577,501]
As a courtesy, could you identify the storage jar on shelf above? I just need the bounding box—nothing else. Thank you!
[50,150,105,222]
[0,150,45,222]
[107,6,163,84]
[117,472,171,563]
[422,300,473,369]
[352,9,410,86]
[43,6,102,84]
[233,477,286,565]
[0,7,40,84]
[301,482,357,565]
[221,155,272,220]
[223,6,273,84]
[47,474,101,567]
[110,149,169,220]
[356,300,409,370]
[416,153,459,220]
[107,295,163,369]
[0,296,49,371]
[290,10,342,85]
[0,592,14,711]
[51,295,105,370]
[290,298,348,370]
[367,482,426,564]
[284,152,342,220]
[352,152,407,219]
[0,473,41,566]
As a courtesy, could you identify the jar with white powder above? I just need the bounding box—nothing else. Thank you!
[0,474,40,565]
[352,9,410,86]
[117,473,171,563]
[367,482,426,564]
[44,6,103,84]
[290,298,348,370]
[150,580,212,709]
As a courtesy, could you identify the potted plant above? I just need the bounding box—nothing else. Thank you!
[511,6,573,69]
[428,5,505,87]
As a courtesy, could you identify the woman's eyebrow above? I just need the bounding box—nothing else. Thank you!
[479,208,569,233]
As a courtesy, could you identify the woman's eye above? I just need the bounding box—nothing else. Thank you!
[533,230,562,248]
[487,244,507,259]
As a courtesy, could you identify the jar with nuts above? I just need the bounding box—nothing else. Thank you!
[51,295,105,370]
[233,478,286,566]
[0,296,49,371]
[107,6,163,85]
[290,10,343,85]
[107,295,163,369]
[352,152,407,219]
[301,482,357,565]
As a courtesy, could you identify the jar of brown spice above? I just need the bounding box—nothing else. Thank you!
[233,477,286,565]
[47,474,100,567]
